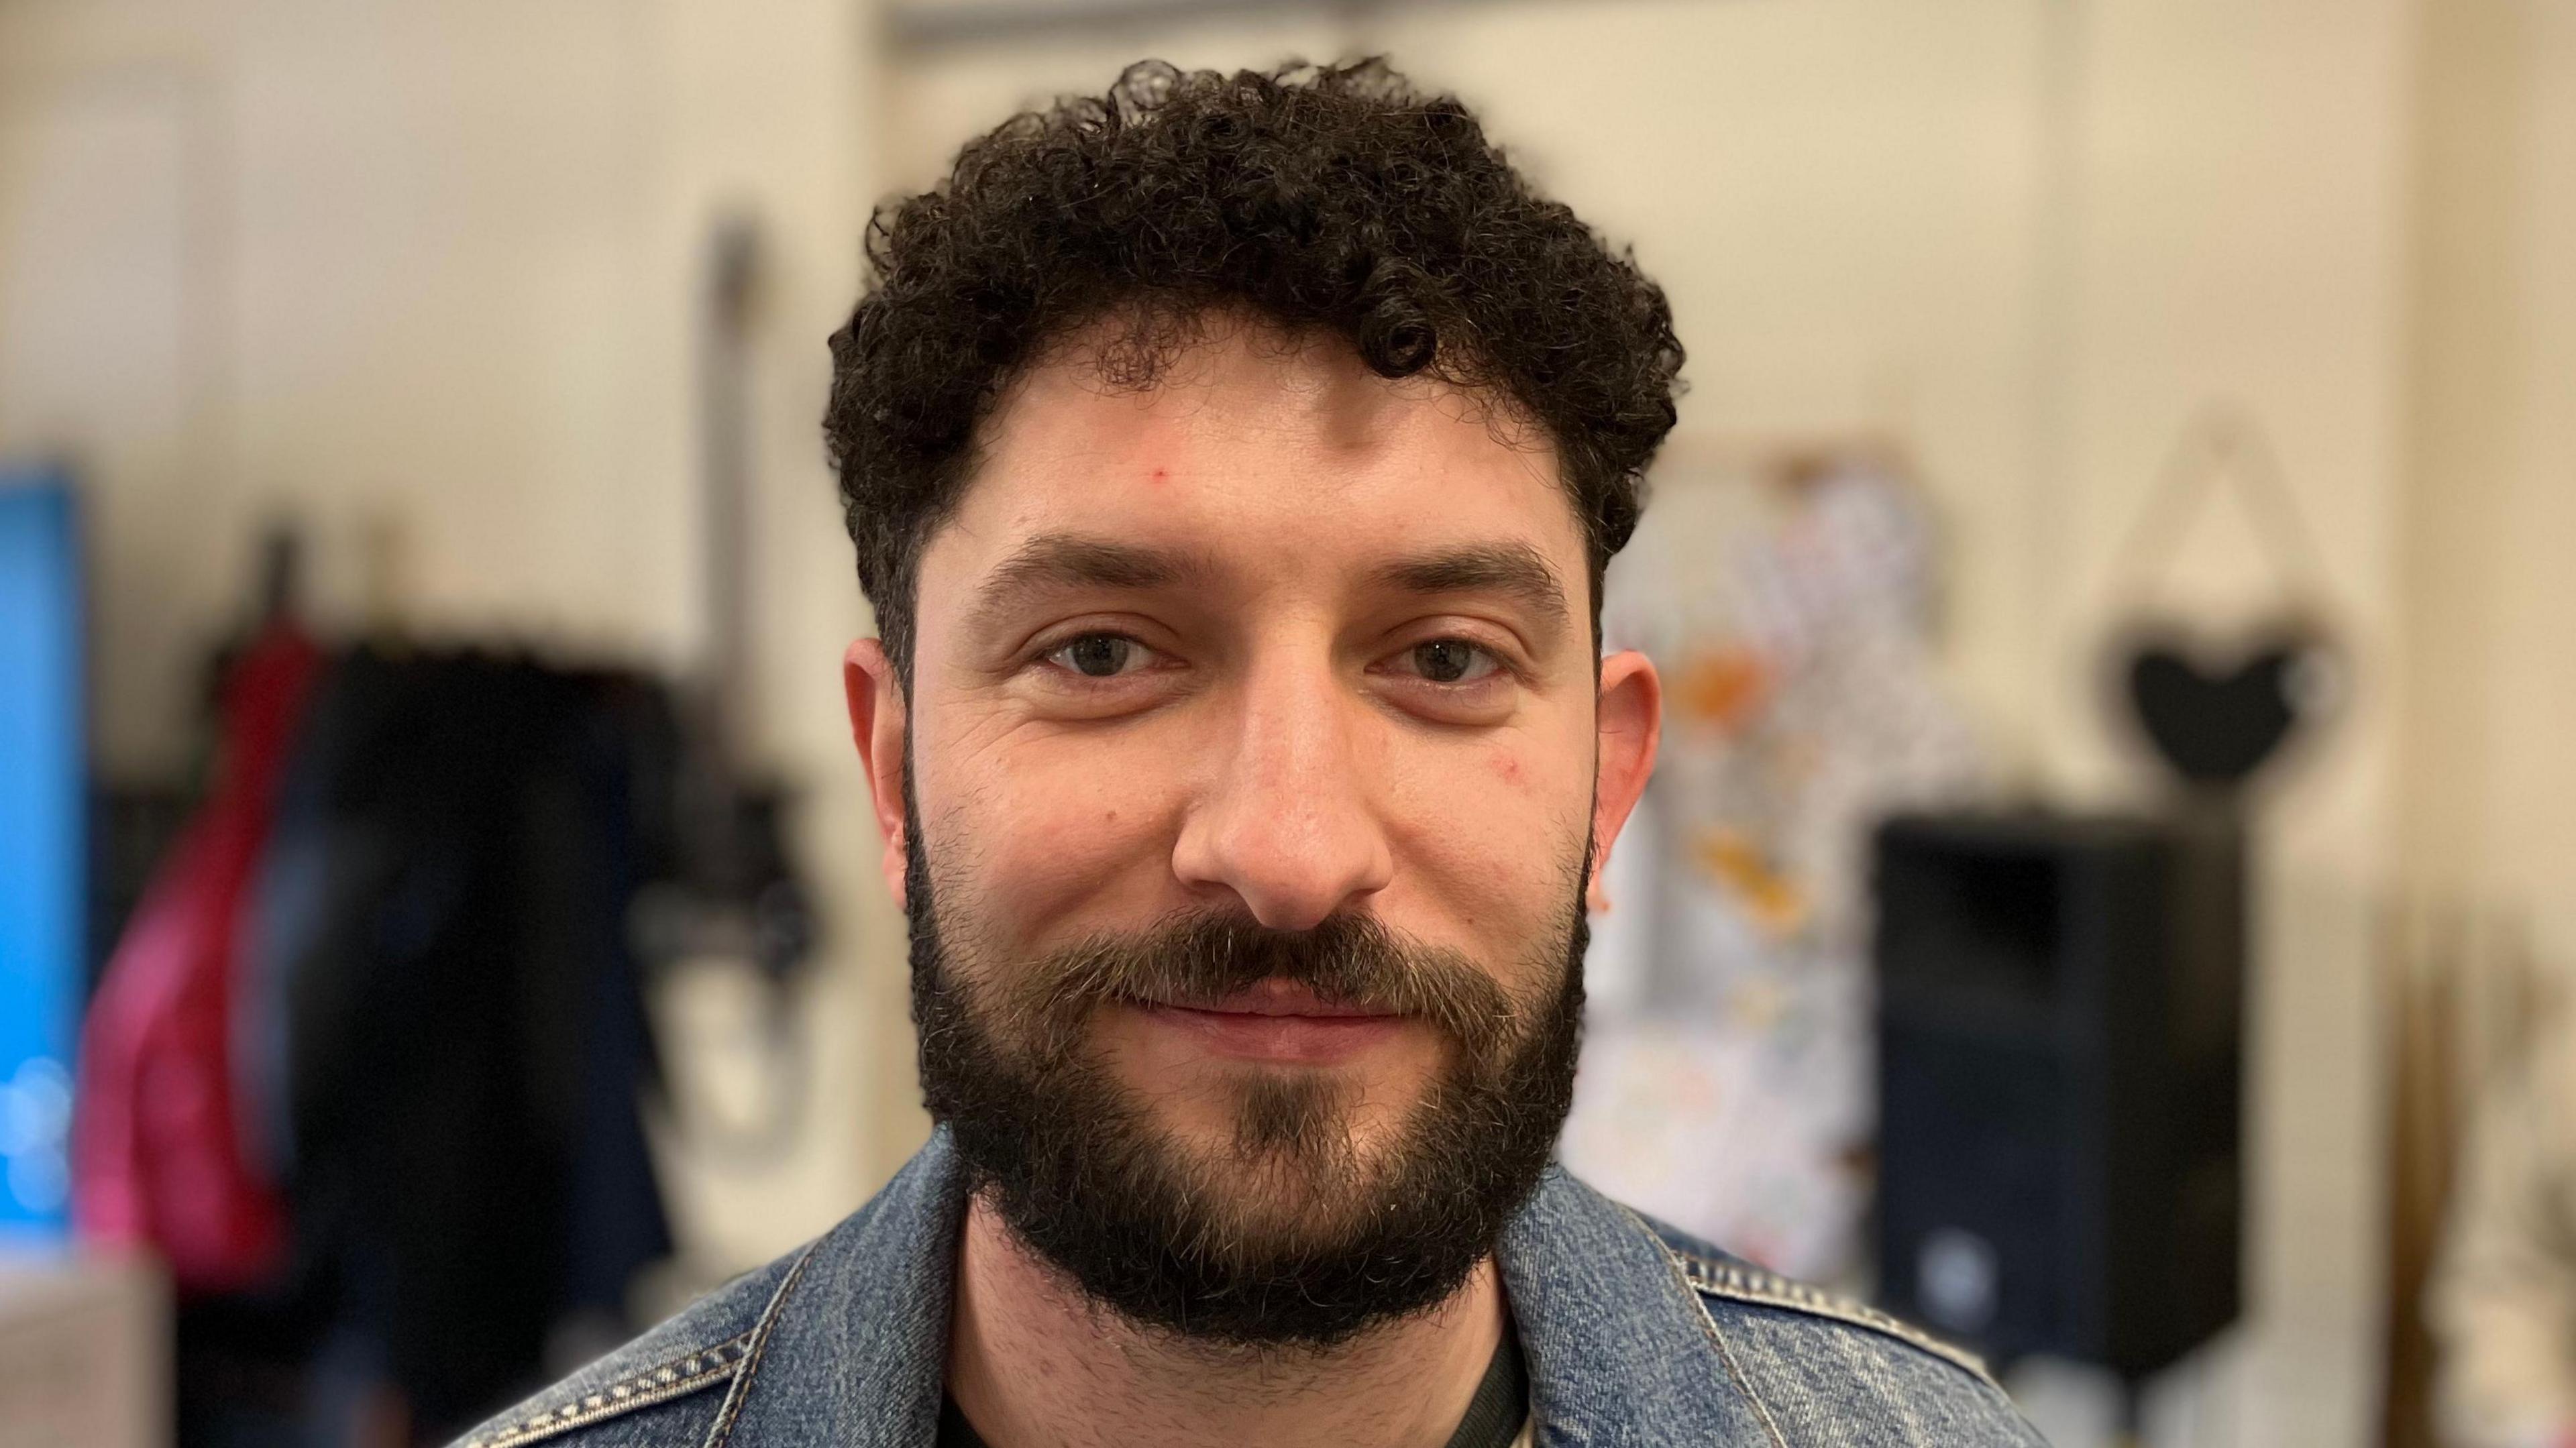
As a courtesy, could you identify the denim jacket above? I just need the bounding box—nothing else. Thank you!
[453,1129,2046,1446]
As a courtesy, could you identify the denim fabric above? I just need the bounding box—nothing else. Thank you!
[453,1129,2047,1446]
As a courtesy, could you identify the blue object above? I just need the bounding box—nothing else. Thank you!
[0,469,83,1240]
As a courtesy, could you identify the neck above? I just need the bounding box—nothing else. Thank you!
[945,1192,1507,1448]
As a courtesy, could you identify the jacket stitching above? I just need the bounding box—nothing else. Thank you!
[1617,1205,1789,1448]
[460,1336,753,1448]
[702,1237,822,1448]
[1666,1247,1999,1386]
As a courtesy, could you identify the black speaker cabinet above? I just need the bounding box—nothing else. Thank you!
[1872,811,2243,1380]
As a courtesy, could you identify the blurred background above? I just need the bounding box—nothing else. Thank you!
[2,0,2570,1445]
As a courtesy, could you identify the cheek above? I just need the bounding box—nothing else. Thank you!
[1381,728,1592,975]
[1462,728,1593,849]
[915,724,1184,951]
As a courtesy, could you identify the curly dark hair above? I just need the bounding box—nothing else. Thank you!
[824,58,1684,679]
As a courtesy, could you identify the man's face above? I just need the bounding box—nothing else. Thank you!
[845,319,1660,1342]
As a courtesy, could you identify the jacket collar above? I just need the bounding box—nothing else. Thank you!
[711,1131,963,1445]
[1498,1160,1775,1443]
[716,1128,1762,1445]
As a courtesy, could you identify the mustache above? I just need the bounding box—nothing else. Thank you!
[994,910,1525,1063]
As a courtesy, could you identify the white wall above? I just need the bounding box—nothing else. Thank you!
[0,1,693,773]
[0,0,906,1269]
[2400,0,2576,958]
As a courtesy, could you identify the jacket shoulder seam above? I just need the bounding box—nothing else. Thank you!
[1616,1205,1789,1448]
[1665,1246,1999,1386]
[459,1333,755,1448]
[704,1233,824,1447]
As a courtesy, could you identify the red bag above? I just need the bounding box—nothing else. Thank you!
[72,623,323,1291]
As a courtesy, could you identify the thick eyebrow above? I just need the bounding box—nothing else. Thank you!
[1371,542,1572,639]
[966,533,1215,637]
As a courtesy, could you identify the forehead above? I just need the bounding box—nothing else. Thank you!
[920,323,1589,608]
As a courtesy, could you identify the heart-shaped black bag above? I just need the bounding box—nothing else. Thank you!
[2118,622,2343,788]
[2102,406,2348,797]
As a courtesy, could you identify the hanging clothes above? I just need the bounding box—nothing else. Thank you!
[246,648,678,1437]
[72,618,327,1291]
[80,632,688,1440]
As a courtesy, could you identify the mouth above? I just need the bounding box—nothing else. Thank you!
[1127,977,1408,1064]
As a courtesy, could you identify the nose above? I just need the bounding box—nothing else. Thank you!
[1170,651,1395,932]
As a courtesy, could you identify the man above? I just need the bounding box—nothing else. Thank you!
[458,60,2044,1447]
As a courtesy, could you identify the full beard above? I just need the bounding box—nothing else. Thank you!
[905,785,1589,1349]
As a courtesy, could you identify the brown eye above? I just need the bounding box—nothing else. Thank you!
[1051,634,1144,678]
[1411,639,1496,684]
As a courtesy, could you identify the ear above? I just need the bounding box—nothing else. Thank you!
[1588,649,1662,913]
[843,638,912,913]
